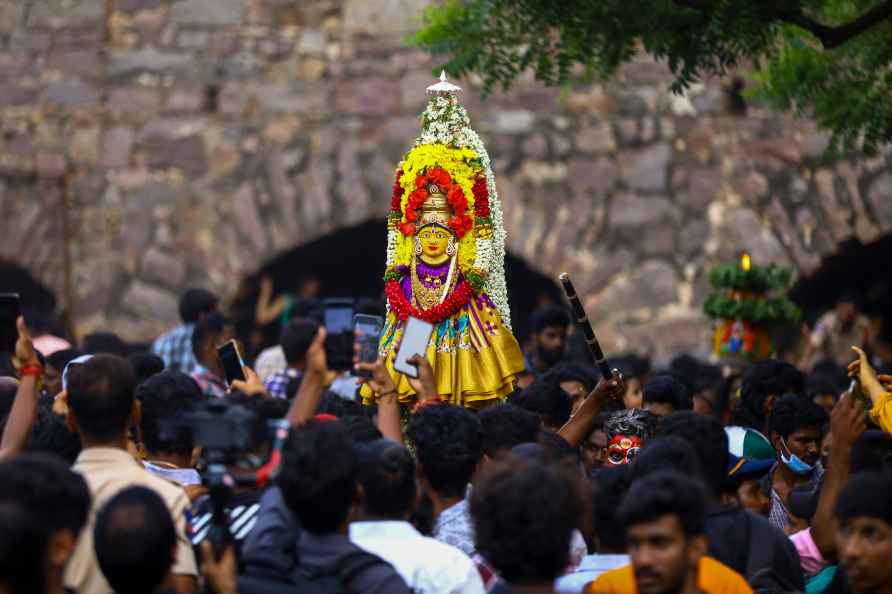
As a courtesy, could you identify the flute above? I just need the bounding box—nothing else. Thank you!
[559,273,612,379]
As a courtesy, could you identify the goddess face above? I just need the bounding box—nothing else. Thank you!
[605,434,641,466]
[418,225,452,264]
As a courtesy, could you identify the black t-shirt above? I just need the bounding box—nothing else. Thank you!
[191,489,262,566]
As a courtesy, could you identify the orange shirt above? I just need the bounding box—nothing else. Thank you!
[586,556,753,594]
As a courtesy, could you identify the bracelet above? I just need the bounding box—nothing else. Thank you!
[412,396,443,414]
[377,389,397,400]
[19,364,43,378]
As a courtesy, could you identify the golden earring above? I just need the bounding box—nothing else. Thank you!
[414,237,422,256]
[446,236,456,256]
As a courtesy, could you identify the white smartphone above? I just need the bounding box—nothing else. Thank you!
[393,316,434,379]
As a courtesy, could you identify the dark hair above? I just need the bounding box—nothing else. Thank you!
[659,411,728,497]
[835,472,892,526]
[851,430,892,474]
[191,312,225,360]
[612,354,651,379]
[619,471,708,537]
[538,431,578,465]
[127,352,165,384]
[478,404,541,457]
[136,371,201,456]
[408,404,482,499]
[67,354,137,440]
[26,410,82,464]
[179,288,219,323]
[515,381,572,429]
[542,361,597,393]
[643,375,692,411]
[278,420,357,534]
[94,486,176,594]
[281,318,320,366]
[530,304,571,334]
[604,408,659,441]
[630,436,703,484]
[46,348,84,373]
[732,359,804,430]
[768,394,828,440]
[341,415,382,443]
[471,456,585,583]
[0,502,48,594]
[81,331,128,357]
[591,466,632,550]
[0,453,90,534]
[356,440,416,518]
[317,391,370,418]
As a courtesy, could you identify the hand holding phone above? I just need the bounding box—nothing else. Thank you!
[216,340,247,385]
[354,314,383,379]
[393,317,434,379]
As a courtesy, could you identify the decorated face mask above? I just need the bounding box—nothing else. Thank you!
[606,435,641,466]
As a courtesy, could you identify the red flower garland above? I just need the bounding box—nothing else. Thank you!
[472,177,491,218]
[385,278,475,324]
[391,170,404,213]
[399,167,475,239]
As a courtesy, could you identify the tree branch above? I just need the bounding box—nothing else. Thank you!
[788,1,892,48]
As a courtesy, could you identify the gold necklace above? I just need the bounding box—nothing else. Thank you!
[411,255,457,311]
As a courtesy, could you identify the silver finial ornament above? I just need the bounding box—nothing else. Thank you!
[426,70,462,95]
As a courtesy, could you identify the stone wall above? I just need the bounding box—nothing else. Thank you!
[1,0,890,357]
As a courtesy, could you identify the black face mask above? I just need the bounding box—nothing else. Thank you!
[537,344,564,367]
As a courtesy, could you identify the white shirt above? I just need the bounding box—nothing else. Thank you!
[350,520,485,594]
[554,554,631,594]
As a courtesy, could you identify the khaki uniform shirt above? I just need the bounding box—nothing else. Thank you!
[64,447,198,594]
[811,311,872,368]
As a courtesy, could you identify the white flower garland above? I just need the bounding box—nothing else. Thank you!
[405,96,512,330]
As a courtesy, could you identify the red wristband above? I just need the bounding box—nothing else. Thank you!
[19,364,43,378]
[412,396,443,414]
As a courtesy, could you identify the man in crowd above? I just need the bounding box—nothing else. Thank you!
[263,317,319,399]
[764,394,827,532]
[834,472,892,594]
[44,348,82,397]
[603,409,658,466]
[519,304,571,387]
[544,362,597,414]
[257,420,411,594]
[63,354,197,594]
[588,471,753,594]
[659,412,805,592]
[152,288,218,373]
[471,455,586,594]
[137,371,202,487]
[0,453,91,594]
[478,403,541,463]
[803,292,873,369]
[350,438,485,594]
[94,486,180,594]
[731,359,804,435]
[408,403,484,558]
[514,381,573,433]
[613,354,651,410]
[642,375,693,418]
[190,312,231,399]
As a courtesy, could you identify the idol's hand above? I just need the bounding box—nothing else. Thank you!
[406,354,437,401]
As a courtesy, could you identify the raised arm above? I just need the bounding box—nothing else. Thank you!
[811,392,866,557]
[286,328,328,427]
[254,276,289,326]
[559,370,624,448]
[0,317,41,460]
[355,358,403,444]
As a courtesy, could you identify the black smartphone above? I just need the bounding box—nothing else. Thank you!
[323,298,355,372]
[354,314,383,379]
[216,339,247,385]
[0,293,21,355]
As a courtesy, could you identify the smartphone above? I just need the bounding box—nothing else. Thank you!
[393,316,434,379]
[354,314,383,379]
[216,339,246,385]
[324,298,355,372]
[0,293,21,355]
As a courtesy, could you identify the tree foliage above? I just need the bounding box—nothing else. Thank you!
[411,0,892,155]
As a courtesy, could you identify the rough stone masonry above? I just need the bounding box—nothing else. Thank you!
[1,0,890,358]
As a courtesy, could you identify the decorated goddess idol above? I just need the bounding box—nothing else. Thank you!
[364,72,525,409]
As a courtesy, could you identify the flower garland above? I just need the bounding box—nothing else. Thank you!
[385,278,475,325]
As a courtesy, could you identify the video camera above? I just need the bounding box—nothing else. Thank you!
[161,400,290,558]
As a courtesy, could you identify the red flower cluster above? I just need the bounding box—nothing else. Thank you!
[385,278,475,324]
[401,167,474,239]
[391,170,404,213]
[472,177,490,218]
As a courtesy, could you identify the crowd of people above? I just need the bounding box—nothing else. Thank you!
[1,285,892,594]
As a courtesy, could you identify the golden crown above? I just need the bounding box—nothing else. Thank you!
[420,184,452,228]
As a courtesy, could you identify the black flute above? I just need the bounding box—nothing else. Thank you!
[559,273,612,379]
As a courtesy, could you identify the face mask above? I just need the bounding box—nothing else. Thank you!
[780,437,814,475]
